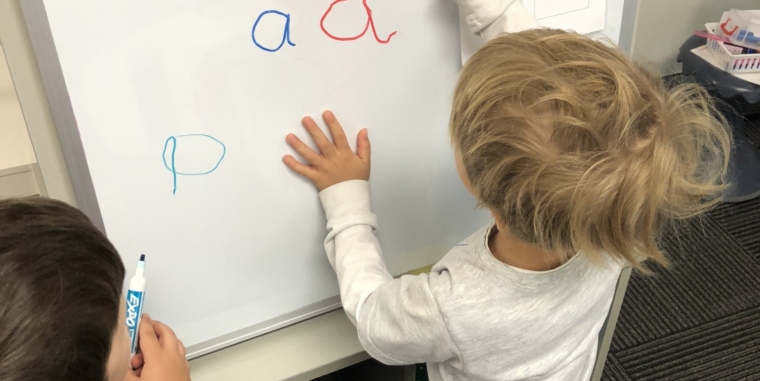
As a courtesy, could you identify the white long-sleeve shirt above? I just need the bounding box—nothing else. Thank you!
[320,180,624,381]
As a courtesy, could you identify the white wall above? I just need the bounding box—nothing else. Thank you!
[589,0,627,45]
[0,45,36,170]
[0,0,77,204]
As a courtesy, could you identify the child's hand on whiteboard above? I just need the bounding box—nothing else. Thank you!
[124,314,190,381]
[283,111,371,191]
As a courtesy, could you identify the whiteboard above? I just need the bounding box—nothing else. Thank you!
[23,0,490,357]
[460,0,625,63]
[525,0,606,32]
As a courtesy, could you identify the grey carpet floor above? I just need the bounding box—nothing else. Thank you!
[602,116,760,380]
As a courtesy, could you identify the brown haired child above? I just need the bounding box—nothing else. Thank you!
[0,198,190,381]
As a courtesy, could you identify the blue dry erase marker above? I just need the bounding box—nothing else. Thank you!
[126,254,147,356]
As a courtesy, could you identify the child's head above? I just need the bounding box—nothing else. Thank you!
[451,29,731,268]
[0,198,130,381]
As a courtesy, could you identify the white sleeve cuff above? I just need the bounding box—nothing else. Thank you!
[319,180,373,222]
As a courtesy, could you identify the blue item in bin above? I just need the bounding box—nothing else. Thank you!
[737,30,760,44]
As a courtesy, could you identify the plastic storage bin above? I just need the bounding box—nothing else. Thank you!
[705,22,760,74]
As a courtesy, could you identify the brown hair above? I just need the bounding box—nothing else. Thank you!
[0,197,125,381]
[450,29,731,269]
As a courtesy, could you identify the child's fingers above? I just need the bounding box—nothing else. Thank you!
[283,155,317,179]
[130,351,144,370]
[286,134,322,165]
[137,314,160,355]
[301,117,336,156]
[150,319,179,349]
[323,111,350,150]
[357,129,371,162]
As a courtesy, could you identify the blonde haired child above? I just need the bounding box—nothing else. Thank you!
[282,6,731,381]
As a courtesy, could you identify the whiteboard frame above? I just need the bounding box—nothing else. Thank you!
[19,0,103,229]
[19,0,344,359]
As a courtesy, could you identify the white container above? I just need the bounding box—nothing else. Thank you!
[705,22,760,74]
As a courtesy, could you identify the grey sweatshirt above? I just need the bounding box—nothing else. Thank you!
[320,180,624,381]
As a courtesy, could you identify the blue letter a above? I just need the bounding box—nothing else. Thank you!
[252,10,296,52]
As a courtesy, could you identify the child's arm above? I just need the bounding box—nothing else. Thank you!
[320,181,459,364]
[284,112,459,364]
[456,0,538,40]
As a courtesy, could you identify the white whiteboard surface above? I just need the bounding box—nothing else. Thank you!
[460,0,623,63]
[525,0,606,32]
[35,0,489,355]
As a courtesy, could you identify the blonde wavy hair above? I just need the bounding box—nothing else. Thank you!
[450,29,732,269]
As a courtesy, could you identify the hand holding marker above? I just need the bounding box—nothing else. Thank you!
[127,255,147,356]
[124,256,191,381]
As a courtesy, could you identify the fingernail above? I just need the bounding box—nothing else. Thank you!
[143,313,150,320]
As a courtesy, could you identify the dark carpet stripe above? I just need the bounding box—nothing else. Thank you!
[710,197,760,259]
[719,364,760,381]
[628,339,760,381]
[610,216,760,352]
[617,306,760,379]
[600,354,632,381]
[745,118,760,148]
